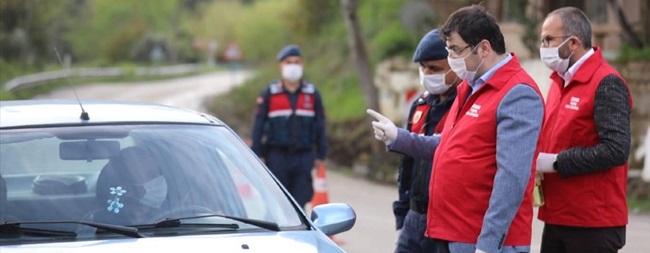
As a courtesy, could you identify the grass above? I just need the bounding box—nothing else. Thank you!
[628,196,650,214]
[617,45,650,63]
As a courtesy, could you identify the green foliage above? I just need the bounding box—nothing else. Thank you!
[618,44,650,63]
[283,0,339,43]
[185,1,243,53]
[372,23,418,61]
[359,0,419,61]
[0,0,69,67]
[102,19,148,63]
[174,30,198,62]
[233,1,295,62]
[628,182,650,213]
[70,0,182,63]
[187,0,295,63]
[0,89,16,101]
[0,58,34,84]
[315,71,367,121]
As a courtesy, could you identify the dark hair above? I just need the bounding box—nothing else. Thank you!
[440,4,506,54]
[548,7,592,49]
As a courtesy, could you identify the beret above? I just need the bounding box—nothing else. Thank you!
[412,29,448,62]
[277,44,302,62]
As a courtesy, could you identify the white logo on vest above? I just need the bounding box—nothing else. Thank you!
[466,104,481,118]
[565,96,580,111]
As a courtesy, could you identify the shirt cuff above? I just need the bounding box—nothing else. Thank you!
[536,152,558,173]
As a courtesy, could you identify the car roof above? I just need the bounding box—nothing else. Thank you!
[0,99,224,128]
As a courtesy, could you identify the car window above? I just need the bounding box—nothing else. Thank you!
[0,123,303,244]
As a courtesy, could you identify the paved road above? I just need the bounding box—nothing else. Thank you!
[35,64,650,253]
[35,70,250,113]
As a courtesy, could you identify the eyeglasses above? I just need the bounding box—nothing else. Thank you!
[540,35,571,47]
[445,44,476,58]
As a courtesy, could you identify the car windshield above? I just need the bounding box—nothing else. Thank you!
[0,123,303,244]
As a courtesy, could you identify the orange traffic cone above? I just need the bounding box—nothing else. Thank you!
[310,163,344,245]
[311,162,329,207]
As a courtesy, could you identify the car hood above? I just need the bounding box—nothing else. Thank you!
[0,231,345,253]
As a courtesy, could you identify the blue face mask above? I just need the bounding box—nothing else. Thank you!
[139,175,167,209]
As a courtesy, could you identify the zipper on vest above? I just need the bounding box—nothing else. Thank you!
[452,90,476,129]
[548,84,565,145]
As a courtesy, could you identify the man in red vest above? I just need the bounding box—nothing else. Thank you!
[393,28,461,253]
[536,7,632,253]
[368,4,544,253]
[251,44,328,209]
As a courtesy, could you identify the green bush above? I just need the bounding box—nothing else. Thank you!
[0,89,16,101]
[372,23,418,61]
[186,0,293,64]
[102,20,148,63]
[0,58,36,84]
[618,45,650,63]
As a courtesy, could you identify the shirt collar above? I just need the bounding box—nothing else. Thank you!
[469,53,512,94]
[562,48,594,85]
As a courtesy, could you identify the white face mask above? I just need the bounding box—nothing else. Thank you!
[139,175,167,209]
[539,37,573,74]
[281,64,303,83]
[419,67,452,94]
[447,45,483,81]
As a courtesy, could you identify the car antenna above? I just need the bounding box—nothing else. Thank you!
[54,47,89,121]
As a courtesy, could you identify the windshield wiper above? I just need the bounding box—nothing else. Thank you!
[0,220,144,238]
[0,223,76,238]
[154,214,280,231]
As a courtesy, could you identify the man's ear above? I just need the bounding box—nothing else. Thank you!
[570,37,582,50]
[479,40,492,56]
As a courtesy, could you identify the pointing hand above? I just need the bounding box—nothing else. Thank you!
[367,109,398,145]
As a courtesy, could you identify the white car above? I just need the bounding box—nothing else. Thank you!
[0,100,355,252]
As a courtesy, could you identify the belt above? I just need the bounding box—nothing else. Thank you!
[410,198,428,214]
[269,146,312,153]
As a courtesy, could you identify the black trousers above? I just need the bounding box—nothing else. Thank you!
[427,238,451,253]
[395,210,440,253]
[541,224,626,253]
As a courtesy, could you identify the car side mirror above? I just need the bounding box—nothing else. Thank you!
[310,203,356,236]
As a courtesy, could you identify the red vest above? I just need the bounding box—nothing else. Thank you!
[267,87,315,118]
[426,55,541,245]
[265,82,317,148]
[409,93,449,134]
[538,47,631,227]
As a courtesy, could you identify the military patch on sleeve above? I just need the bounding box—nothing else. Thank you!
[412,110,423,124]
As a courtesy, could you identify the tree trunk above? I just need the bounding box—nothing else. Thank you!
[340,0,385,178]
[167,0,183,63]
[340,0,379,112]
[608,0,644,49]
[641,1,650,44]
